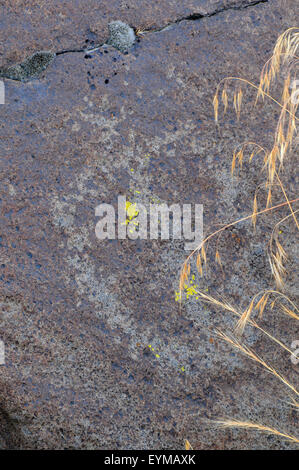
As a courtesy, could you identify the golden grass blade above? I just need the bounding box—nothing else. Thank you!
[252,194,258,229]
[193,290,295,355]
[181,198,299,280]
[275,170,299,230]
[185,439,193,450]
[215,419,299,444]
[231,151,237,176]
[196,252,203,277]
[280,303,299,321]
[255,293,269,318]
[201,243,207,265]
[217,77,299,121]
[213,93,219,123]
[215,250,222,268]
[216,330,299,396]
[222,88,228,114]
[235,299,255,336]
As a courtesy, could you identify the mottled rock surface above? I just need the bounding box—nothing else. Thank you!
[0,0,298,449]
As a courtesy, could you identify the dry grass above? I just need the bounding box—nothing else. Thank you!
[214,419,299,444]
[215,330,298,397]
[184,439,193,450]
[182,28,299,448]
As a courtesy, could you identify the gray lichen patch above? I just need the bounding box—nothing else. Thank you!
[106,21,135,52]
[0,51,55,82]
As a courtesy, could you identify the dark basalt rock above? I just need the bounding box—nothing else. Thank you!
[0,0,297,450]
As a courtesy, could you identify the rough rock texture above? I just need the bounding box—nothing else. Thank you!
[0,0,298,449]
[1,0,267,66]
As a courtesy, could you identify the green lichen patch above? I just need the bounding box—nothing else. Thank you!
[0,51,55,82]
[106,21,135,52]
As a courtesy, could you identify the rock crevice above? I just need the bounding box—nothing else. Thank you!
[0,0,269,81]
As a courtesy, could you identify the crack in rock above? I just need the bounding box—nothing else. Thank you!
[146,0,269,33]
[0,1,268,82]
[0,20,136,82]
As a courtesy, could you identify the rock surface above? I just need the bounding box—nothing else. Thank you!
[0,0,298,449]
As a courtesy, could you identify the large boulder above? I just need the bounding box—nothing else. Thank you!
[0,0,297,449]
